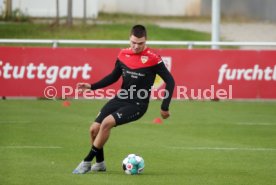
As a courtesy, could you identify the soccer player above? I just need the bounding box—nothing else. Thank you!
[73,24,175,174]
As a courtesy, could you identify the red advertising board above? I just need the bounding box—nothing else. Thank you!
[0,47,275,99]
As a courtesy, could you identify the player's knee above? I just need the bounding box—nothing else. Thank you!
[101,116,116,131]
[89,123,94,134]
[90,123,100,138]
[100,122,113,133]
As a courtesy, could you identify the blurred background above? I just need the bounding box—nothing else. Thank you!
[0,2,276,185]
[1,0,276,21]
[1,0,276,49]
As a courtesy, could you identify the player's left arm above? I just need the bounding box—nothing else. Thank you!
[155,61,175,119]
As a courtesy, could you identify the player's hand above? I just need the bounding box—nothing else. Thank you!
[160,110,170,119]
[77,82,91,93]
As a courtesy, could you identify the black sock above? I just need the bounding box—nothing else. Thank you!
[96,148,104,163]
[84,145,100,162]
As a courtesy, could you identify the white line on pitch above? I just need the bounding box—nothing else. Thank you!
[168,146,276,151]
[0,120,31,124]
[235,122,274,126]
[0,146,62,149]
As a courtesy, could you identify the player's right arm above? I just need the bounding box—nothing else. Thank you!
[77,60,122,91]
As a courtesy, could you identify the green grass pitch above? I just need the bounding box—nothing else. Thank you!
[0,100,276,185]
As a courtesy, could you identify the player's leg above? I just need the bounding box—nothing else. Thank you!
[89,122,100,145]
[93,115,116,149]
[73,99,120,174]
[90,123,105,161]
[78,115,115,173]
[73,122,109,174]
[89,122,106,171]
[89,122,104,162]
[89,100,122,168]
[92,102,148,153]
[81,101,146,168]
[88,103,147,174]
[72,123,100,174]
[93,101,148,150]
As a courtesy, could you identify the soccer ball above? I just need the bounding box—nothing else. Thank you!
[122,154,145,175]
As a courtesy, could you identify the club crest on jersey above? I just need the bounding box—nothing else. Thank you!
[141,56,149,64]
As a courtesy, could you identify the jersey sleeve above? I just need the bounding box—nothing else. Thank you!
[155,61,175,111]
[91,59,122,90]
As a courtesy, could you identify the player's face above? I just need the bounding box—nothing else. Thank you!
[130,35,146,54]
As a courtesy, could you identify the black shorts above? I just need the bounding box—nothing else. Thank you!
[95,98,148,126]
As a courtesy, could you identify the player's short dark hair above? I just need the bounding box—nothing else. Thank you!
[130,25,147,38]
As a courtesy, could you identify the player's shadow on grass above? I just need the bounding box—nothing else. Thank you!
[89,170,177,176]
